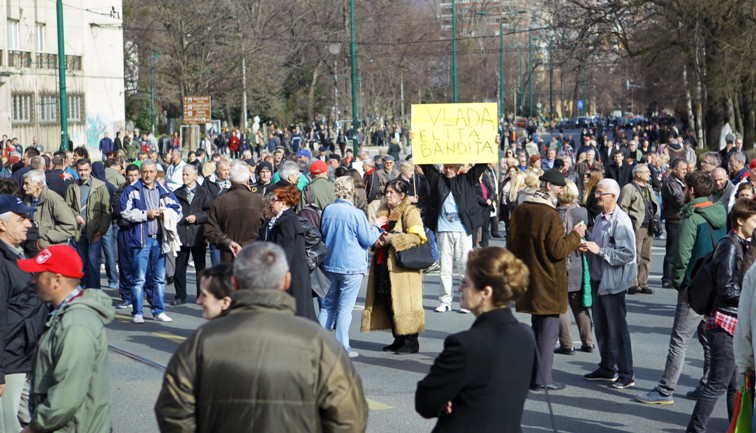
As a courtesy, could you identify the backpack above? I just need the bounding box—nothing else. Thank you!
[687,229,719,315]
[298,216,328,272]
[298,184,323,229]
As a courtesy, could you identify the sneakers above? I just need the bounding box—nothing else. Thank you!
[347,351,359,359]
[435,303,452,313]
[584,369,619,382]
[154,313,173,322]
[459,308,471,314]
[116,301,132,310]
[686,385,704,400]
[132,314,145,324]
[530,382,567,391]
[636,388,674,405]
[612,377,636,389]
[424,261,441,273]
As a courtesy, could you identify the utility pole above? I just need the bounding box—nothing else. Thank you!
[349,0,359,154]
[242,57,248,129]
[583,64,587,116]
[499,15,504,120]
[150,50,156,135]
[56,0,69,151]
[452,0,458,103]
[528,28,533,118]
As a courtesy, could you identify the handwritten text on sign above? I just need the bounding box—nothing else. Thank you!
[411,103,498,164]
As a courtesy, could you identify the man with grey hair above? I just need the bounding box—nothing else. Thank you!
[576,148,602,194]
[0,195,47,433]
[505,168,586,391]
[620,163,658,294]
[23,170,77,248]
[120,159,182,324]
[171,164,213,305]
[270,160,301,193]
[712,167,735,207]
[205,161,264,262]
[581,178,637,389]
[700,152,721,174]
[155,242,369,432]
[165,149,187,191]
[202,159,231,266]
[729,151,748,184]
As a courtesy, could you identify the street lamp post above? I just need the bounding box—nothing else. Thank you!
[499,17,504,121]
[452,0,458,103]
[56,0,69,151]
[528,28,533,118]
[349,0,359,154]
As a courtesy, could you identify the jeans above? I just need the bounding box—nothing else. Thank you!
[117,230,134,302]
[592,282,634,380]
[531,315,560,386]
[101,222,118,287]
[174,245,207,301]
[687,327,737,433]
[75,233,102,289]
[657,290,711,395]
[131,237,166,316]
[663,222,679,283]
[0,373,27,433]
[317,272,364,353]
[437,231,472,305]
[209,243,221,267]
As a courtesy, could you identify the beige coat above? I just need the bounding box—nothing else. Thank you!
[361,198,426,335]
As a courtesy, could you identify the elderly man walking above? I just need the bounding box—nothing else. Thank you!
[581,178,637,389]
[508,169,586,391]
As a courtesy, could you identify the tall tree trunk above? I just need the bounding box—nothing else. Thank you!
[308,60,322,123]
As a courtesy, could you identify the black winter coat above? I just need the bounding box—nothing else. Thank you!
[711,232,747,317]
[420,164,487,235]
[604,162,633,190]
[259,208,316,321]
[0,241,48,381]
[416,308,535,433]
[174,184,213,247]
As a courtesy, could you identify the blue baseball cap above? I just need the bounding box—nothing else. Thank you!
[0,195,34,215]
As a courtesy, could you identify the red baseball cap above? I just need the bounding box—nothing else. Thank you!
[17,245,84,279]
[749,159,756,169]
[310,160,328,175]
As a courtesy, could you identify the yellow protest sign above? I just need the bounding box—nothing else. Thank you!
[411,103,498,164]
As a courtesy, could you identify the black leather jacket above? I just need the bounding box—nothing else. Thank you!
[711,232,747,316]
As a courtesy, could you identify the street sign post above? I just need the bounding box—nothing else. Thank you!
[183,96,211,124]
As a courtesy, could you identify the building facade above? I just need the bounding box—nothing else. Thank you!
[1,0,124,151]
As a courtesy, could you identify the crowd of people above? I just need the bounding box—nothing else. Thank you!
[3,116,756,432]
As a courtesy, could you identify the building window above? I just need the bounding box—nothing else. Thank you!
[8,20,20,50]
[36,24,46,53]
[11,94,33,124]
[68,94,84,123]
[39,94,58,123]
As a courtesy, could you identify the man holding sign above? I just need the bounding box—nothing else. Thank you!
[412,103,498,313]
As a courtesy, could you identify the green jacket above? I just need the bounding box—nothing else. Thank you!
[66,177,112,242]
[672,198,727,290]
[26,187,78,248]
[155,289,368,433]
[300,176,335,210]
[30,289,114,433]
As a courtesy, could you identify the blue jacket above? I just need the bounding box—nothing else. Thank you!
[589,207,638,295]
[119,180,182,249]
[321,198,383,274]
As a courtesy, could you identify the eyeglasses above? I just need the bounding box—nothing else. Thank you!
[594,191,614,197]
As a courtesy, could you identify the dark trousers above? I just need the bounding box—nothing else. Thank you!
[174,245,207,301]
[117,230,134,302]
[558,291,594,348]
[663,222,679,284]
[592,281,634,380]
[531,315,560,386]
[686,327,737,433]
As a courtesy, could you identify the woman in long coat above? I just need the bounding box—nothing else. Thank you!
[361,178,426,353]
[260,186,316,320]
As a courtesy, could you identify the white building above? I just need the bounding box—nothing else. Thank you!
[1,1,125,152]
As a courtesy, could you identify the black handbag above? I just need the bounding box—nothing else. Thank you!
[394,228,435,270]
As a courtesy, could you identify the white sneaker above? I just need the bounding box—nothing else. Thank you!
[459,308,471,314]
[132,314,144,324]
[435,303,452,313]
[154,313,173,322]
[347,351,359,358]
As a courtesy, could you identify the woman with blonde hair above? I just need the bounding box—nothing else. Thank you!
[555,180,594,355]
[416,247,535,431]
[362,178,426,354]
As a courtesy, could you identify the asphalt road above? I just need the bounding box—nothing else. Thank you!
[102,232,728,433]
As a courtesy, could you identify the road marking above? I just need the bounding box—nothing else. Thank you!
[367,399,393,410]
[153,331,186,342]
